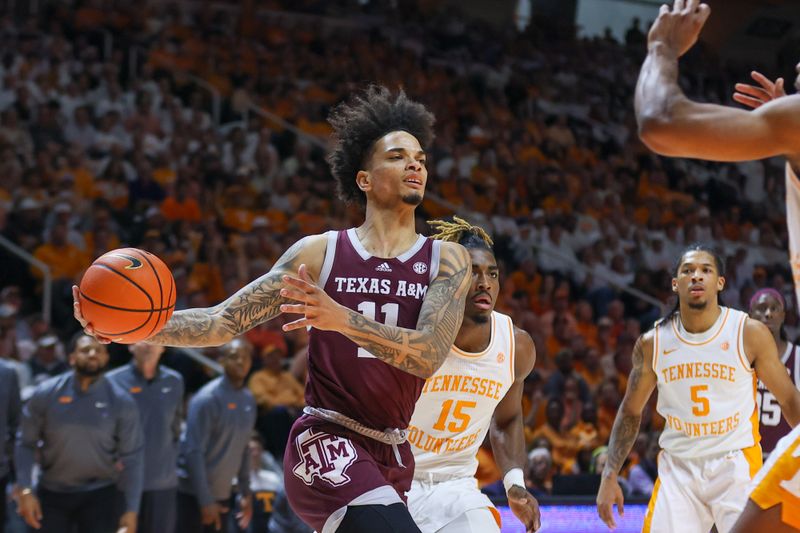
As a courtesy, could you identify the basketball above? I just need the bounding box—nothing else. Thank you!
[78,248,176,344]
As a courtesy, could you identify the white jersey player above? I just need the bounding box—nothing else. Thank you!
[407,218,539,533]
[596,246,800,533]
[729,68,800,532]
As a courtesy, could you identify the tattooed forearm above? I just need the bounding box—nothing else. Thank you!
[603,337,646,477]
[604,412,642,477]
[339,245,471,378]
[146,238,307,347]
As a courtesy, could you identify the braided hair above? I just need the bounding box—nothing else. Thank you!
[428,216,493,250]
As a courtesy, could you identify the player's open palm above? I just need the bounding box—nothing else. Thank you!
[508,485,541,532]
[596,475,625,530]
[734,71,787,109]
[280,264,347,332]
[648,0,711,58]
[71,285,112,344]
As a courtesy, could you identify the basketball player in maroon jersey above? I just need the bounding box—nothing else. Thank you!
[749,289,800,457]
[73,86,471,532]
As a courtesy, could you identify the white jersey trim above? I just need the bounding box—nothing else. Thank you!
[780,341,794,365]
[318,231,338,288]
[345,228,426,263]
[397,234,427,263]
[429,240,442,283]
[346,228,371,261]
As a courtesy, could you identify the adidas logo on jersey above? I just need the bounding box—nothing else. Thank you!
[375,262,393,272]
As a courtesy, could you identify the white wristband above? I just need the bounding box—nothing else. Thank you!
[503,468,525,494]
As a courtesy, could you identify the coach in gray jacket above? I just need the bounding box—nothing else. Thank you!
[15,333,144,533]
[108,342,184,533]
[177,338,256,533]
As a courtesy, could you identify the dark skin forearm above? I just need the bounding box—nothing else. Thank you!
[490,411,527,478]
[602,337,651,477]
[635,43,684,132]
[603,411,642,477]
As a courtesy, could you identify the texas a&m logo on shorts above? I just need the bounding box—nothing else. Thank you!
[292,428,358,487]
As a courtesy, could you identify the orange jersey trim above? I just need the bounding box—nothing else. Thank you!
[508,316,515,383]
[452,314,496,359]
[751,431,800,530]
[670,308,730,346]
[736,314,754,373]
[643,477,662,533]
[489,506,502,529]
[746,374,762,465]
[653,324,660,372]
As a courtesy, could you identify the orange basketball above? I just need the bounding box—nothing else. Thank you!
[78,248,176,344]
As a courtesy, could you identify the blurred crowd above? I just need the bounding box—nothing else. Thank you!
[0,0,795,525]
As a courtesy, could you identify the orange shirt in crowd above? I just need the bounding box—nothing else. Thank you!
[526,424,581,474]
[248,370,305,410]
[475,445,502,488]
[161,196,202,223]
[188,263,226,304]
[222,207,256,233]
[32,243,89,281]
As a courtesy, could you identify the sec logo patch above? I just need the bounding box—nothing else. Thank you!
[497,352,505,363]
[413,262,428,275]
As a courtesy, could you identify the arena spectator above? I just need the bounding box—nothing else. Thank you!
[27,334,68,386]
[248,342,304,460]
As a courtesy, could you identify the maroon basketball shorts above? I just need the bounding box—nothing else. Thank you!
[283,414,415,532]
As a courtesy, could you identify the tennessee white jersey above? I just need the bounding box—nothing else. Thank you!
[654,307,760,459]
[408,311,516,477]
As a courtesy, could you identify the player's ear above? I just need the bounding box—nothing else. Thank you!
[717,275,725,292]
[671,278,678,292]
[356,170,371,193]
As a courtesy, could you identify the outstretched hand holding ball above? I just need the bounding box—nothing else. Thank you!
[74,248,175,344]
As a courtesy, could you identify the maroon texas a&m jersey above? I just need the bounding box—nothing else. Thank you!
[757,342,800,453]
[306,229,442,431]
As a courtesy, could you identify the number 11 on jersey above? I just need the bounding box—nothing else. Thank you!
[357,301,399,358]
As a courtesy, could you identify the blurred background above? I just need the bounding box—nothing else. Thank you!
[0,0,798,531]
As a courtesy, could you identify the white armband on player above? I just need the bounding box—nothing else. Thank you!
[503,468,525,494]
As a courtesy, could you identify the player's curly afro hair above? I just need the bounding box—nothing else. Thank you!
[326,85,435,206]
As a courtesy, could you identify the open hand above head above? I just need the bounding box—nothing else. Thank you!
[647,0,711,58]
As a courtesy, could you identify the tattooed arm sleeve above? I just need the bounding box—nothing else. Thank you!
[145,235,324,347]
[603,333,658,478]
[337,242,471,379]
